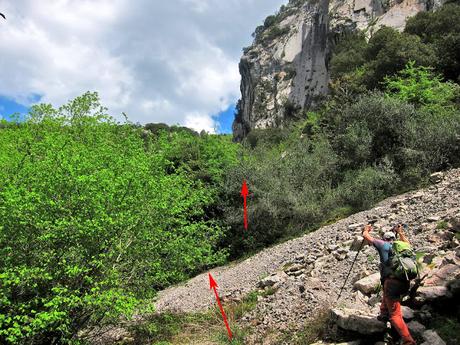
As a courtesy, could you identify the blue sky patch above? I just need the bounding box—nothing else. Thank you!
[214,104,236,134]
[0,94,42,121]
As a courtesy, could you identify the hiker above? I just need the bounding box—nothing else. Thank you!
[362,224,416,345]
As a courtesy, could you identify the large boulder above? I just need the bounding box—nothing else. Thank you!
[257,272,287,288]
[421,330,446,345]
[416,286,452,303]
[353,273,381,295]
[407,320,426,338]
[330,308,386,335]
[429,172,444,184]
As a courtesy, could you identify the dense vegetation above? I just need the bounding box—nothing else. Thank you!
[0,94,237,344]
[223,2,460,256]
[1,2,460,344]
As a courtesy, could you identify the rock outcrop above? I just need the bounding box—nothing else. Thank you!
[232,0,445,141]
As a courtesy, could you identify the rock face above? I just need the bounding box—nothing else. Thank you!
[233,0,331,140]
[232,0,443,141]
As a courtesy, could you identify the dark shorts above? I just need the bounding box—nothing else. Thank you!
[384,278,410,300]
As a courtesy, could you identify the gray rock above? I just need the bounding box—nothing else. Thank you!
[337,247,349,255]
[430,172,444,183]
[368,294,381,307]
[257,272,287,288]
[330,308,386,334]
[233,0,331,141]
[328,244,339,252]
[401,306,415,320]
[422,330,446,345]
[284,263,305,273]
[349,223,364,230]
[334,251,348,261]
[289,270,305,277]
[427,216,441,222]
[407,320,426,337]
[391,198,406,208]
[354,273,381,295]
[350,236,366,251]
[411,192,425,200]
[416,286,452,303]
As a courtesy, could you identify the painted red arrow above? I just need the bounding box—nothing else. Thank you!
[209,273,232,341]
[241,179,249,230]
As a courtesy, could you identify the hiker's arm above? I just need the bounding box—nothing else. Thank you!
[362,224,374,244]
[395,224,410,244]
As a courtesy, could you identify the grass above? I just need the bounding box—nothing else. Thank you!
[436,220,449,230]
[278,306,331,344]
[260,286,278,297]
[367,253,376,263]
[431,315,460,345]
[127,291,262,344]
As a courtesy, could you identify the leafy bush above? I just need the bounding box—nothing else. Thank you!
[363,27,437,89]
[405,2,460,81]
[244,127,290,148]
[337,165,398,210]
[0,93,228,344]
[384,61,460,107]
[221,136,341,256]
[330,32,367,79]
[324,92,418,169]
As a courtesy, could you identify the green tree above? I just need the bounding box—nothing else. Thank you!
[0,92,227,344]
[330,32,367,79]
[363,27,437,89]
[405,3,460,81]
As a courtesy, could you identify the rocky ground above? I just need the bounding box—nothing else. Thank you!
[156,169,460,344]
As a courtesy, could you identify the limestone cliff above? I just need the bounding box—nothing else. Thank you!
[232,0,441,141]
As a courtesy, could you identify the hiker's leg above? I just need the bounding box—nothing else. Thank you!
[379,279,388,318]
[384,279,414,343]
[384,281,416,345]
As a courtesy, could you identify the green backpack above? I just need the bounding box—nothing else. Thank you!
[389,241,419,281]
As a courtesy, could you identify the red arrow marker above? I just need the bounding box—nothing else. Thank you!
[209,273,232,341]
[241,179,249,230]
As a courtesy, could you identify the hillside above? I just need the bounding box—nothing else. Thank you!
[105,169,460,344]
[1,2,459,344]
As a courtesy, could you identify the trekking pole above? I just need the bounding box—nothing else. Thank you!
[336,238,364,301]
[337,221,376,301]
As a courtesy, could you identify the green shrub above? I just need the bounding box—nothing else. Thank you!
[384,61,460,108]
[0,93,227,344]
[405,2,460,81]
[330,32,367,78]
[325,92,418,169]
[337,165,398,210]
[363,27,437,89]
[221,136,340,256]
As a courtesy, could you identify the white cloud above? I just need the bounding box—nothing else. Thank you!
[185,112,217,134]
[0,0,287,132]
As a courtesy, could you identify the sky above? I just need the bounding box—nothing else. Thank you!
[0,0,287,133]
